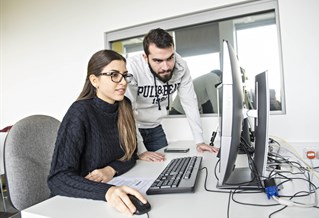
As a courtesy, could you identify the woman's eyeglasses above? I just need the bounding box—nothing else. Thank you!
[100,71,133,83]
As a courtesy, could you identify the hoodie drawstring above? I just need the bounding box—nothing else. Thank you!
[153,75,170,111]
[166,82,170,111]
[153,75,161,110]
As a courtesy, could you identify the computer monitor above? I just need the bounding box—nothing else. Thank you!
[216,40,269,189]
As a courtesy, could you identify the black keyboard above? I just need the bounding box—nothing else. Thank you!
[146,156,202,195]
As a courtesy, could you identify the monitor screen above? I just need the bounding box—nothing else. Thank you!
[216,40,269,189]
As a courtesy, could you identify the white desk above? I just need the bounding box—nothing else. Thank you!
[20,141,319,218]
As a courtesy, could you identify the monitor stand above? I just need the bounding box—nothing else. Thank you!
[216,167,263,189]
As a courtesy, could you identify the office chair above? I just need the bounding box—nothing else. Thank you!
[3,115,60,211]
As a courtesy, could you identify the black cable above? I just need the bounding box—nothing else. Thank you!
[268,188,319,218]
[266,151,312,184]
[265,155,319,203]
[239,138,264,188]
[232,138,318,208]
[231,189,279,207]
[201,166,273,215]
[268,137,281,147]
[240,135,255,155]
[269,170,307,178]
[287,190,319,207]
[201,166,264,194]
[272,176,318,197]
[268,139,318,178]
[201,160,318,216]
[268,205,287,218]
[213,137,264,189]
[213,156,261,188]
[200,167,231,193]
[202,137,319,217]
[275,177,318,193]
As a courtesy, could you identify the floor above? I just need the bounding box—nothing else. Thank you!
[0,175,19,218]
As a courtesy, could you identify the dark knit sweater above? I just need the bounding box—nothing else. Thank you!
[48,96,138,201]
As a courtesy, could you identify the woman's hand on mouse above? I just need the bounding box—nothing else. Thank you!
[106,186,147,216]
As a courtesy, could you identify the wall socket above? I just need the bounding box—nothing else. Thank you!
[303,147,319,159]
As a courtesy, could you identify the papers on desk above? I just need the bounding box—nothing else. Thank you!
[108,177,155,195]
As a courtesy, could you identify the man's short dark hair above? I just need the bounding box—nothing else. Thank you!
[143,28,174,56]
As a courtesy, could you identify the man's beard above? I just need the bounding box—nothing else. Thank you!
[148,63,174,83]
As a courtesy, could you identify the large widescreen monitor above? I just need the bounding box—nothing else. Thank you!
[217,40,269,189]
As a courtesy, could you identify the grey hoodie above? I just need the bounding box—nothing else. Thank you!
[125,52,204,151]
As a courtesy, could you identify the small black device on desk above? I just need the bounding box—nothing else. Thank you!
[164,148,190,153]
[128,194,151,215]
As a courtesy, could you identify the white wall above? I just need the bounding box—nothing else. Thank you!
[272,0,319,143]
[1,0,319,145]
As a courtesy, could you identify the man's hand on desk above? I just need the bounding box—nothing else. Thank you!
[196,143,219,153]
[139,151,165,162]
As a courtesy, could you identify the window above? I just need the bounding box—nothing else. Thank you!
[105,0,285,115]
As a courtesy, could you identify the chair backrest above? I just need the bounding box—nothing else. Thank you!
[4,115,60,211]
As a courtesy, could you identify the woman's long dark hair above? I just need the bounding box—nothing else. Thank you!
[77,50,136,161]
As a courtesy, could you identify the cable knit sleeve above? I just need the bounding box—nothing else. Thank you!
[48,102,112,201]
[108,152,138,176]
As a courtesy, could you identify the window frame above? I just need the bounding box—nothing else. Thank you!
[104,0,285,115]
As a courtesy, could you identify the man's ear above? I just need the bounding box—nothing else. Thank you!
[89,74,99,88]
[142,53,148,62]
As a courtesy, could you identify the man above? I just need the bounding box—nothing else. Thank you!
[170,70,222,115]
[126,28,218,161]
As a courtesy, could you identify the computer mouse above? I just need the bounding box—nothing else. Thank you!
[128,194,151,215]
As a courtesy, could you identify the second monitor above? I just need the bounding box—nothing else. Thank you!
[216,40,270,189]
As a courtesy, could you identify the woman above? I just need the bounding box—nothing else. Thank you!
[48,50,148,215]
